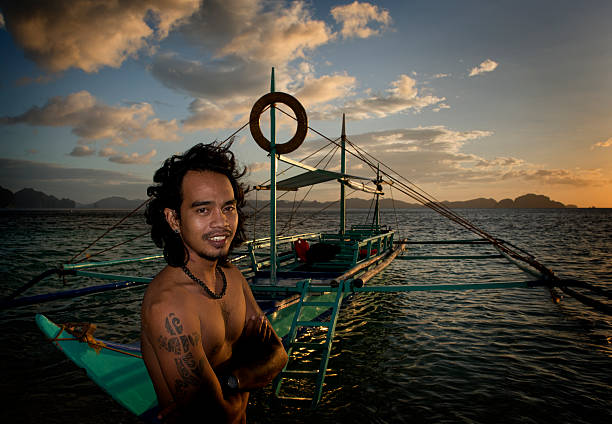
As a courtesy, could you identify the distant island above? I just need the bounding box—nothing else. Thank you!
[0,185,579,210]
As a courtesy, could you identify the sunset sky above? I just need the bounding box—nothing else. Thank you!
[1,0,611,207]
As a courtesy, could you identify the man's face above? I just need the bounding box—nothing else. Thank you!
[172,170,238,263]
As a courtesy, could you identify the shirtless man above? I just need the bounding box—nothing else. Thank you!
[141,143,288,423]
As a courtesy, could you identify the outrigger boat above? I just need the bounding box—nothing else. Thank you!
[3,70,611,421]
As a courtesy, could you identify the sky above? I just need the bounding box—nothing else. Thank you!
[0,0,611,207]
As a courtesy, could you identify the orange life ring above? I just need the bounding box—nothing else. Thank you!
[249,92,308,154]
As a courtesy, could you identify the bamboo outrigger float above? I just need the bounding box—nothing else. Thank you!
[3,70,611,419]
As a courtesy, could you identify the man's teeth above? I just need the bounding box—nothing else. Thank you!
[210,236,226,241]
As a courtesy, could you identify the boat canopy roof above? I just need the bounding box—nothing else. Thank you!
[259,169,372,191]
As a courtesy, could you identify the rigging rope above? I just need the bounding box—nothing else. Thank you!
[278,143,340,235]
[68,198,150,264]
[274,105,555,278]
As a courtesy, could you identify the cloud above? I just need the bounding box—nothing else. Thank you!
[313,74,445,120]
[182,98,251,132]
[0,90,181,144]
[353,126,493,154]
[432,103,450,112]
[247,162,269,173]
[217,2,332,65]
[331,1,391,39]
[295,74,356,107]
[95,146,157,164]
[1,0,199,72]
[469,59,499,77]
[336,126,608,189]
[69,145,96,157]
[149,53,270,101]
[503,168,608,187]
[592,137,612,148]
[0,158,150,202]
[107,149,158,164]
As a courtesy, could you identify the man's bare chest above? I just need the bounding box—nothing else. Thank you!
[198,284,246,365]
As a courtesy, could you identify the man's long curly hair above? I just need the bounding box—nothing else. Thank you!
[145,142,247,267]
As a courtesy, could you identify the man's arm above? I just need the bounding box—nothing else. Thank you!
[142,300,245,421]
[225,272,288,391]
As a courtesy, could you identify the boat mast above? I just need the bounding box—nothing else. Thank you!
[270,68,277,284]
[374,164,380,229]
[340,114,346,235]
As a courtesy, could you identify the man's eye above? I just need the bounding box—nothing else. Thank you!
[197,208,208,214]
[224,205,236,213]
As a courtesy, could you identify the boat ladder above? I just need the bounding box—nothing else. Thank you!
[272,279,345,408]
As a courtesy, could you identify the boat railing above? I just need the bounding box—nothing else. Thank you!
[243,232,321,273]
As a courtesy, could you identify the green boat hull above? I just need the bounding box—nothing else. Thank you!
[35,292,335,417]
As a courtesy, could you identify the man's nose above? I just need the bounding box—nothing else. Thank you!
[210,208,228,227]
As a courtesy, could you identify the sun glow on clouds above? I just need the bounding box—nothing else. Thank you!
[298,126,609,191]
[469,59,499,77]
[149,1,394,131]
[331,1,391,39]
[217,2,332,65]
[0,0,199,72]
[313,74,445,120]
[592,137,612,148]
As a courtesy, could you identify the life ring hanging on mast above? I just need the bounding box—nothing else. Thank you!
[249,92,308,154]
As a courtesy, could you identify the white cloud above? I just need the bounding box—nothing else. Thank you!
[592,137,612,148]
[295,74,356,107]
[1,0,199,72]
[217,2,332,65]
[469,59,499,77]
[331,1,391,39]
[0,90,181,144]
[314,74,445,120]
[340,127,607,189]
[148,0,392,131]
[432,103,451,112]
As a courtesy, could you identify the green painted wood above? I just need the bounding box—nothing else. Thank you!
[272,279,345,408]
[35,314,157,417]
[270,67,277,284]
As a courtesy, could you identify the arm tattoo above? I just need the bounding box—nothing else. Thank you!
[165,312,183,335]
[159,313,206,394]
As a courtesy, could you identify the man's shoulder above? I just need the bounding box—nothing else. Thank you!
[143,267,191,312]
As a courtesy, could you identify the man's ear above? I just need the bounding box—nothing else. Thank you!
[164,208,180,233]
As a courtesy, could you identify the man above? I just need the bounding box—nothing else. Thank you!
[141,143,288,423]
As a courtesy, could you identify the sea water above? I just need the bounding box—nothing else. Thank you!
[0,208,610,423]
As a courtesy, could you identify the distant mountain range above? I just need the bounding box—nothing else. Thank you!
[0,185,579,210]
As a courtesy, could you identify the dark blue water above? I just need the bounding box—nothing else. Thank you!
[1,208,610,423]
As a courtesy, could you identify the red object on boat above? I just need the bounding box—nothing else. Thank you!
[359,248,378,257]
[294,239,310,262]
